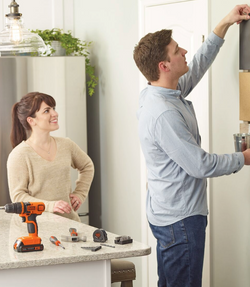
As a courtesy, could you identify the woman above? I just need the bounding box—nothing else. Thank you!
[7,92,94,222]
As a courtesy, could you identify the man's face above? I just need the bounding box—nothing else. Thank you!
[165,38,189,78]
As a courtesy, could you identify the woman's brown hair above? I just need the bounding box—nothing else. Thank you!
[10,92,56,148]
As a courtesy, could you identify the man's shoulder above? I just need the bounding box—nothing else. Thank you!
[140,92,179,120]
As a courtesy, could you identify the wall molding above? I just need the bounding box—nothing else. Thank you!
[63,0,74,33]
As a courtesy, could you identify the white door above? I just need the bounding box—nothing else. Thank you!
[139,0,209,286]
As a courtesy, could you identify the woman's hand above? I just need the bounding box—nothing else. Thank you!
[69,194,82,211]
[53,200,72,214]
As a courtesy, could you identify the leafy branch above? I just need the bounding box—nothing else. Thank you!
[31,28,98,96]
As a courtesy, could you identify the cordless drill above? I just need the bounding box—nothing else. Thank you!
[0,202,45,252]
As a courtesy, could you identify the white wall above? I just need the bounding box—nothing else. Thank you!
[73,1,143,286]
[210,1,250,287]
[0,0,73,31]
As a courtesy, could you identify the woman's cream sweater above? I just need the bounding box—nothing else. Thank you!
[7,137,94,222]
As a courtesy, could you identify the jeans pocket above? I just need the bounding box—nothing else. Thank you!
[149,220,190,249]
[150,223,176,249]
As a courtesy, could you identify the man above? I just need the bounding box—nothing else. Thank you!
[133,4,250,287]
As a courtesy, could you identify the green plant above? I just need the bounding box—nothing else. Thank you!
[31,28,98,96]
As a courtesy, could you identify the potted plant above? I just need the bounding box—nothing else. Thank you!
[31,28,98,96]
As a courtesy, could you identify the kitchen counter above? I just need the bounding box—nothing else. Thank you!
[0,211,150,286]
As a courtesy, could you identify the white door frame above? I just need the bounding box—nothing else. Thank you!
[138,1,210,286]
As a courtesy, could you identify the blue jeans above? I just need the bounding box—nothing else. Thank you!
[149,215,207,287]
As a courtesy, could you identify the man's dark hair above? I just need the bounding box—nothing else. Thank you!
[133,29,172,82]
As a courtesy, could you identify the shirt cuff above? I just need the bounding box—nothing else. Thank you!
[45,201,57,213]
[233,152,245,173]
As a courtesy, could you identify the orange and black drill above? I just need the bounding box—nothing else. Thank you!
[0,202,45,252]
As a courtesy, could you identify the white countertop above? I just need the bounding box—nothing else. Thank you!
[0,211,151,270]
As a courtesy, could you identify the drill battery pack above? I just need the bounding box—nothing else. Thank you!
[14,237,44,252]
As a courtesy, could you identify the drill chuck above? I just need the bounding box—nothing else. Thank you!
[3,202,24,214]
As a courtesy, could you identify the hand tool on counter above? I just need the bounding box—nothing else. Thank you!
[60,227,87,242]
[81,246,102,252]
[0,202,45,252]
[50,236,65,249]
[114,235,133,245]
[93,229,108,243]
[69,227,78,236]
[100,243,115,248]
[61,235,87,242]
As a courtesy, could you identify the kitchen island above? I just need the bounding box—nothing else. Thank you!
[0,211,150,286]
